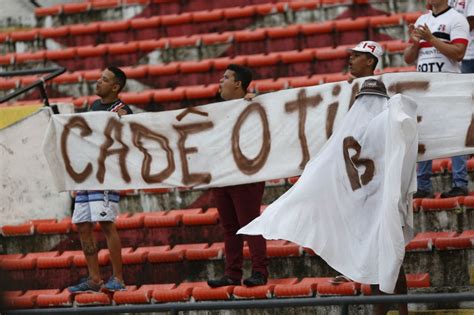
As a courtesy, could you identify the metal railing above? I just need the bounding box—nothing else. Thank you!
[3,292,474,315]
[0,67,66,114]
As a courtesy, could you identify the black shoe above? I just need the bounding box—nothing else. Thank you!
[413,189,434,199]
[243,271,267,287]
[207,276,240,288]
[440,186,468,198]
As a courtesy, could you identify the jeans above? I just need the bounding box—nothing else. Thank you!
[417,156,468,192]
[462,59,474,73]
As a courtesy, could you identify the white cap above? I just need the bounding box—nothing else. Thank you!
[349,41,383,62]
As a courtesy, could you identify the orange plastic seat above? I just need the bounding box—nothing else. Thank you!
[244,240,301,258]
[192,9,224,23]
[185,84,219,100]
[143,210,180,228]
[0,223,34,236]
[0,52,14,65]
[213,56,247,71]
[36,289,72,308]
[289,0,319,11]
[404,11,423,24]
[10,29,38,42]
[154,282,206,302]
[120,91,153,105]
[289,75,323,88]
[77,45,108,57]
[99,19,130,33]
[161,12,193,26]
[75,292,111,306]
[406,231,457,251]
[234,29,266,43]
[192,283,235,301]
[69,22,100,36]
[135,245,172,263]
[224,6,256,19]
[0,251,59,270]
[52,72,81,85]
[466,196,474,208]
[466,157,474,171]
[148,62,179,76]
[62,2,91,14]
[434,230,474,250]
[114,284,175,304]
[234,278,298,299]
[267,24,300,39]
[131,16,161,30]
[324,72,350,83]
[92,0,120,10]
[421,197,463,211]
[301,21,334,36]
[247,53,280,67]
[180,60,212,73]
[120,247,146,265]
[406,273,430,288]
[317,281,360,296]
[15,51,45,64]
[153,87,186,102]
[274,277,332,298]
[0,78,18,90]
[385,40,410,53]
[315,46,349,60]
[46,48,76,61]
[138,38,168,52]
[335,17,369,32]
[115,212,146,230]
[255,79,287,93]
[369,14,403,28]
[39,26,69,39]
[201,32,233,46]
[81,69,102,81]
[182,207,219,226]
[6,289,60,309]
[280,49,314,64]
[35,5,62,17]
[169,35,200,48]
[185,242,224,261]
[36,250,78,269]
[19,75,40,86]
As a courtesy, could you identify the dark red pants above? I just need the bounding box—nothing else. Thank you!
[212,182,268,280]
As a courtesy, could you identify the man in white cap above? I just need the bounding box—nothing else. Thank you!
[347,40,384,81]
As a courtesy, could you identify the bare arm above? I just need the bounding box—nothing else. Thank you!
[416,24,467,61]
[404,23,421,64]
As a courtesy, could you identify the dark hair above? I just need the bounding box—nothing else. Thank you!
[107,66,127,92]
[227,64,252,92]
[366,53,378,71]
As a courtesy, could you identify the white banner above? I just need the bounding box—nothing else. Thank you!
[43,72,474,191]
[1,107,73,225]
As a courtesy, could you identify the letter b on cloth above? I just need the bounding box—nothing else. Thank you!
[343,136,375,191]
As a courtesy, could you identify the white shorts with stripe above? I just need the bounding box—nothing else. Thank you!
[72,190,120,224]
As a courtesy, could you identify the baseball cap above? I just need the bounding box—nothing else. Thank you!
[355,79,389,99]
[349,41,383,62]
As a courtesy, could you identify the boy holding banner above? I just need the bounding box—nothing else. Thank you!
[68,67,132,293]
[207,64,269,288]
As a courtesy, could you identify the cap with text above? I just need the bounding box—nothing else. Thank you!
[349,41,383,61]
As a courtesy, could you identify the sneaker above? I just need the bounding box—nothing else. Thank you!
[207,275,241,288]
[243,271,267,287]
[68,278,103,293]
[440,186,468,198]
[413,189,434,199]
[103,276,126,292]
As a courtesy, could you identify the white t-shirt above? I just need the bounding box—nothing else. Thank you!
[449,0,474,60]
[415,7,469,73]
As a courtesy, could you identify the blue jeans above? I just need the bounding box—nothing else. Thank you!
[462,59,474,73]
[417,156,468,192]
